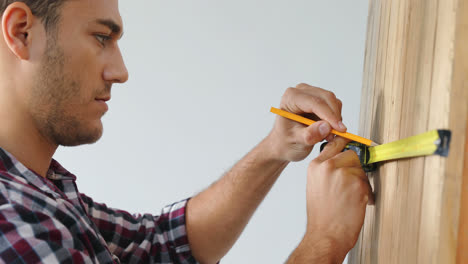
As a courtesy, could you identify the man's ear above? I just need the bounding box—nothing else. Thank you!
[2,2,35,60]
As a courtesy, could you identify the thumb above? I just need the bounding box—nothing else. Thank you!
[303,121,331,146]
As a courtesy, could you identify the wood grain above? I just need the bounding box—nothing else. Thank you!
[348,0,468,263]
[457,123,468,264]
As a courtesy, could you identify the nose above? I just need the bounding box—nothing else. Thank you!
[103,45,129,84]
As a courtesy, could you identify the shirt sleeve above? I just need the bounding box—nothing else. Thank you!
[80,193,199,264]
[0,202,94,263]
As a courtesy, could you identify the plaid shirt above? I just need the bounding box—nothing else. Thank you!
[0,148,199,263]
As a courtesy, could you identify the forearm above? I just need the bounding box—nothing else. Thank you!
[186,136,288,264]
[287,236,346,264]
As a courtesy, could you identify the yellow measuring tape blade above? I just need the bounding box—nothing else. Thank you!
[367,130,441,164]
[322,129,451,171]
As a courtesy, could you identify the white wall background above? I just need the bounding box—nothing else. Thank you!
[55,1,369,263]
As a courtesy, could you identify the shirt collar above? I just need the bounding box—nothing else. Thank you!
[0,147,76,198]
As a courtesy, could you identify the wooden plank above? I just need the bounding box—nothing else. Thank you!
[457,123,468,264]
[454,0,468,262]
[348,0,468,263]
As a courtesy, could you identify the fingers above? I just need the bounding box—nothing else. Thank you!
[296,83,343,121]
[286,90,343,130]
[331,150,376,205]
[335,153,375,206]
[331,150,362,169]
[301,121,331,146]
[311,138,375,206]
[314,137,350,163]
[281,84,346,132]
[346,166,375,205]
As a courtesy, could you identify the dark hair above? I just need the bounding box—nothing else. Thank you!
[0,0,69,32]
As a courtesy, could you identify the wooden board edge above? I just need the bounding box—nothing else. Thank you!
[456,117,468,263]
[454,0,468,262]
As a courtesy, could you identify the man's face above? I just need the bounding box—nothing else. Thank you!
[30,0,128,146]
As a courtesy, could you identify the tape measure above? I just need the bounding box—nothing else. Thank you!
[320,129,452,172]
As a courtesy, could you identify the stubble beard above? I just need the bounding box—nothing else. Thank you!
[30,36,103,147]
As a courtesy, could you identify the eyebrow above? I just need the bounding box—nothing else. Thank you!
[95,19,124,39]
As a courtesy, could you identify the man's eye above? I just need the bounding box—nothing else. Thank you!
[95,34,111,45]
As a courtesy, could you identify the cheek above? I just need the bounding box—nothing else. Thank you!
[63,57,102,101]
[62,38,104,86]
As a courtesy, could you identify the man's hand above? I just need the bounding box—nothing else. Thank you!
[288,137,374,264]
[267,83,347,162]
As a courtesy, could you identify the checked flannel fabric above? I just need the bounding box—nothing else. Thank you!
[0,147,199,263]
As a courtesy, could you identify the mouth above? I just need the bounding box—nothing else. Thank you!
[95,96,110,112]
[95,96,111,102]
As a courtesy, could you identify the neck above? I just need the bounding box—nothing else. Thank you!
[0,99,57,178]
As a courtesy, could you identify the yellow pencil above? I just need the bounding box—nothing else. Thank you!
[270,107,378,146]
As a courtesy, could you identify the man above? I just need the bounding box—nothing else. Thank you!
[0,0,373,263]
